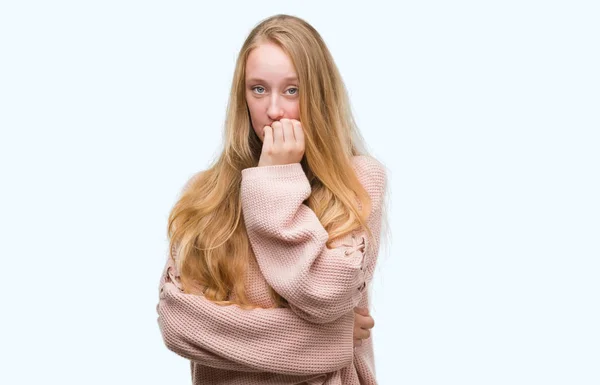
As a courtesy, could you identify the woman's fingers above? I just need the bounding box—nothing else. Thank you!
[354,307,369,316]
[258,119,304,166]
[282,119,295,142]
[355,318,371,338]
[353,309,374,345]
[272,121,284,146]
[262,126,273,151]
[363,314,375,329]
[292,119,304,150]
[354,308,375,329]
[354,307,375,328]
[354,325,371,339]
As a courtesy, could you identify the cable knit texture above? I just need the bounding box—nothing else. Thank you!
[156,155,387,384]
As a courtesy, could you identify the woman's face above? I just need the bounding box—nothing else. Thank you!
[245,42,300,142]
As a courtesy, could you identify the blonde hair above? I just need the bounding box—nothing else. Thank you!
[167,14,383,309]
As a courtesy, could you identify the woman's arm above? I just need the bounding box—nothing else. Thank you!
[240,155,387,324]
[156,257,356,376]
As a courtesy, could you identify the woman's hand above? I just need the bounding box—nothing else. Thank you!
[353,307,375,347]
[258,118,305,167]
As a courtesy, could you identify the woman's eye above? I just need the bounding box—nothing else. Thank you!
[251,86,297,95]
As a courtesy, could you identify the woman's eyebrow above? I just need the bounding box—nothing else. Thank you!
[246,76,298,84]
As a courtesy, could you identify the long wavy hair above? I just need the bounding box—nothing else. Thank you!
[167,14,385,310]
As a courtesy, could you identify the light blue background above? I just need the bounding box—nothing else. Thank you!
[1,1,598,384]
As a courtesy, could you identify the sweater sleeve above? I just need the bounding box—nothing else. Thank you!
[240,156,387,324]
[156,256,356,376]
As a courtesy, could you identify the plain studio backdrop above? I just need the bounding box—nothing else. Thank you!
[0,1,598,384]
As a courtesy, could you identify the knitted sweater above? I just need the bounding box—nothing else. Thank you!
[156,155,387,384]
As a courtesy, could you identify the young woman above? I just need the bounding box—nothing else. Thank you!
[156,14,388,385]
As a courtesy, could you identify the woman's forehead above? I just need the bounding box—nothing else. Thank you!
[246,43,297,81]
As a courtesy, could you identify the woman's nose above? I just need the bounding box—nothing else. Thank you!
[266,97,284,121]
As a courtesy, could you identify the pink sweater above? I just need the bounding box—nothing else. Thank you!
[156,155,387,384]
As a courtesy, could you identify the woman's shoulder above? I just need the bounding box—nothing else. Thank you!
[351,155,387,180]
[351,155,388,200]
